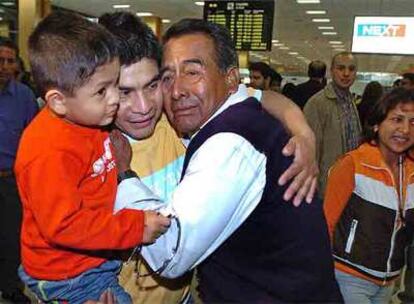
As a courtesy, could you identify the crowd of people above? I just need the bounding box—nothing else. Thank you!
[0,8,414,304]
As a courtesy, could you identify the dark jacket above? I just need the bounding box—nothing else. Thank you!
[182,98,343,303]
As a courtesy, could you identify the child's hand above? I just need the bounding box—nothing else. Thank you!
[143,210,171,244]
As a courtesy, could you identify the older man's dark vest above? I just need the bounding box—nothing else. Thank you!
[181,98,342,303]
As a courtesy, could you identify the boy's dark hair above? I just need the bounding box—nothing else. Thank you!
[163,18,238,73]
[98,12,162,67]
[0,36,18,54]
[363,88,414,143]
[249,61,272,79]
[308,60,326,79]
[28,11,118,98]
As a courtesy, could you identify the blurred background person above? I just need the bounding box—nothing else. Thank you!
[293,60,327,109]
[0,36,37,303]
[401,73,414,90]
[282,82,296,100]
[357,81,384,127]
[249,61,272,90]
[269,68,283,92]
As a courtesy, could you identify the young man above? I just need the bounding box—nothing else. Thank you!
[304,52,361,197]
[100,12,319,303]
[15,12,169,303]
[115,18,342,303]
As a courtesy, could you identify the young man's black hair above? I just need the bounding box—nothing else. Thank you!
[99,12,162,67]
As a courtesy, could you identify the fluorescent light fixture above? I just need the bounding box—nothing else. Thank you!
[273,43,284,46]
[272,39,279,43]
[322,32,337,35]
[1,2,14,6]
[136,12,153,17]
[112,4,130,9]
[306,10,326,14]
[289,52,299,55]
[318,26,334,30]
[312,18,330,23]
[162,19,171,23]
[297,0,320,3]
[279,46,290,50]
[195,1,205,6]
[329,41,343,44]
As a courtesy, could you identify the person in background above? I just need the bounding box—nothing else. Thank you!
[401,73,414,90]
[0,36,37,303]
[357,81,383,127]
[269,68,283,92]
[304,52,361,197]
[324,88,414,303]
[15,12,169,303]
[393,78,402,89]
[293,60,326,109]
[282,82,296,100]
[249,61,272,90]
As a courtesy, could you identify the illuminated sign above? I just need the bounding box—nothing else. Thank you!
[352,16,414,55]
[357,24,406,37]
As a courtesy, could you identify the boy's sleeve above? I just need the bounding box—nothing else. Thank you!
[19,150,145,251]
[323,155,355,240]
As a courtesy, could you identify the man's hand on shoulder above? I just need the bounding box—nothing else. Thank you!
[278,130,319,206]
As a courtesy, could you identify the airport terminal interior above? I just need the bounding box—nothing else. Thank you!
[0,0,414,303]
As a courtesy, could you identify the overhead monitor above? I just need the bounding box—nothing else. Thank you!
[204,0,275,51]
[352,16,414,55]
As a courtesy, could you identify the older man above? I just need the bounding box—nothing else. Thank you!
[116,18,342,303]
[304,52,361,197]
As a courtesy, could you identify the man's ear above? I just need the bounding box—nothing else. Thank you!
[264,76,271,90]
[45,89,67,116]
[225,67,240,94]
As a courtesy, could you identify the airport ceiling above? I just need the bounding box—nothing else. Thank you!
[50,0,414,75]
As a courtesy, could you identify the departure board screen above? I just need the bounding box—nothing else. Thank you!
[204,0,275,51]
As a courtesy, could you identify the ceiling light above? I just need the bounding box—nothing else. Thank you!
[322,32,337,35]
[279,46,290,50]
[273,43,284,47]
[306,10,326,14]
[1,2,14,6]
[329,41,343,44]
[136,12,153,17]
[112,4,130,9]
[297,0,320,3]
[0,16,3,21]
[289,52,299,55]
[195,1,205,6]
[272,39,279,43]
[318,26,334,30]
[312,18,330,23]
[162,19,171,23]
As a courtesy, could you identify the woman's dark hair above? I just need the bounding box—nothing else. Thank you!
[363,88,414,143]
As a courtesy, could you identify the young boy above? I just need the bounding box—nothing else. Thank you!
[14,12,170,303]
